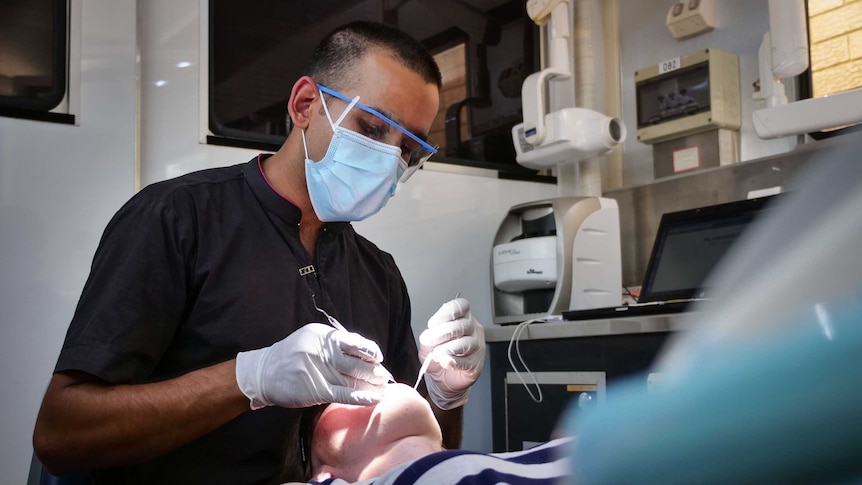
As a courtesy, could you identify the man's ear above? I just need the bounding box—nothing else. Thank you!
[287,76,318,131]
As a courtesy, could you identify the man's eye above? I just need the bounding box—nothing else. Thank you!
[400,142,414,158]
[359,120,387,140]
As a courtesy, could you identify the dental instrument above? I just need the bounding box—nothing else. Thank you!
[312,294,395,383]
[413,352,434,390]
[312,294,348,333]
[414,293,461,390]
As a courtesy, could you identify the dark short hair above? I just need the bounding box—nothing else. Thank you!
[274,404,328,484]
[303,20,442,92]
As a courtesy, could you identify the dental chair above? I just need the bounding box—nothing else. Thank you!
[560,135,862,484]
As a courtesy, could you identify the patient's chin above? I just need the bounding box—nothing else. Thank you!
[382,382,421,396]
[380,383,427,405]
[313,382,443,481]
[374,384,438,431]
[317,383,430,433]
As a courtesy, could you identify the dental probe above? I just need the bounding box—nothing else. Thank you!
[413,353,434,390]
[312,294,348,332]
[312,294,395,383]
[414,293,461,390]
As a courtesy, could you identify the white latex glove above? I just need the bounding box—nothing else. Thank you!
[235,323,392,410]
[418,297,486,410]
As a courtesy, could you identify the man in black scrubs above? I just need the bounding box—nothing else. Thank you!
[33,21,485,484]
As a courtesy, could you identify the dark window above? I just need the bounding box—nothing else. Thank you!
[0,0,70,122]
[208,0,547,179]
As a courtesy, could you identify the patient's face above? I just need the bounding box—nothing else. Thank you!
[310,383,443,482]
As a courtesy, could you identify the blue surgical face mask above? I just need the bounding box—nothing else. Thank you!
[302,91,405,222]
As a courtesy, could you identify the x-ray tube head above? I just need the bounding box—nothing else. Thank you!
[512,107,626,170]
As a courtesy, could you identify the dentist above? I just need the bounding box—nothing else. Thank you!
[33,20,485,485]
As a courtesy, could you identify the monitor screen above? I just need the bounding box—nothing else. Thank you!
[647,217,753,297]
[638,196,778,303]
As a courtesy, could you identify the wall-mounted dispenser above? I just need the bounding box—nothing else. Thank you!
[491,197,621,325]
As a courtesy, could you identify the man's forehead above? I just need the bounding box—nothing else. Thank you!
[341,51,439,133]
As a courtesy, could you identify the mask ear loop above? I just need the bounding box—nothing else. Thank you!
[301,91,361,160]
[332,94,360,128]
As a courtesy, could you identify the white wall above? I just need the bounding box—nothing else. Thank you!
[0,1,139,482]
[139,0,256,184]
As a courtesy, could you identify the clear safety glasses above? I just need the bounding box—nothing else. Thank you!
[317,84,438,182]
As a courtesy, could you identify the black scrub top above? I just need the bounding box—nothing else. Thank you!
[54,155,420,484]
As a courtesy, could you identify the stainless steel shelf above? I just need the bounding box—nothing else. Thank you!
[484,312,694,342]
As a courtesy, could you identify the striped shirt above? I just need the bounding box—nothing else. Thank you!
[311,437,573,485]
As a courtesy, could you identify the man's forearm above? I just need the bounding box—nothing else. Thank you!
[33,360,250,475]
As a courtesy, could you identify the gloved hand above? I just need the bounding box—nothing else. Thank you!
[235,323,392,410]
[418,297,486,410]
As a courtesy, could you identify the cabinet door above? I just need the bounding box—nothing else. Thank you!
[490,332,670,452]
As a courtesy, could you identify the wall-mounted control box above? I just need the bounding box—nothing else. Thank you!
[635,48,740,145]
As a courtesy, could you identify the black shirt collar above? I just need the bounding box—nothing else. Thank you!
[242,154,349,234]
